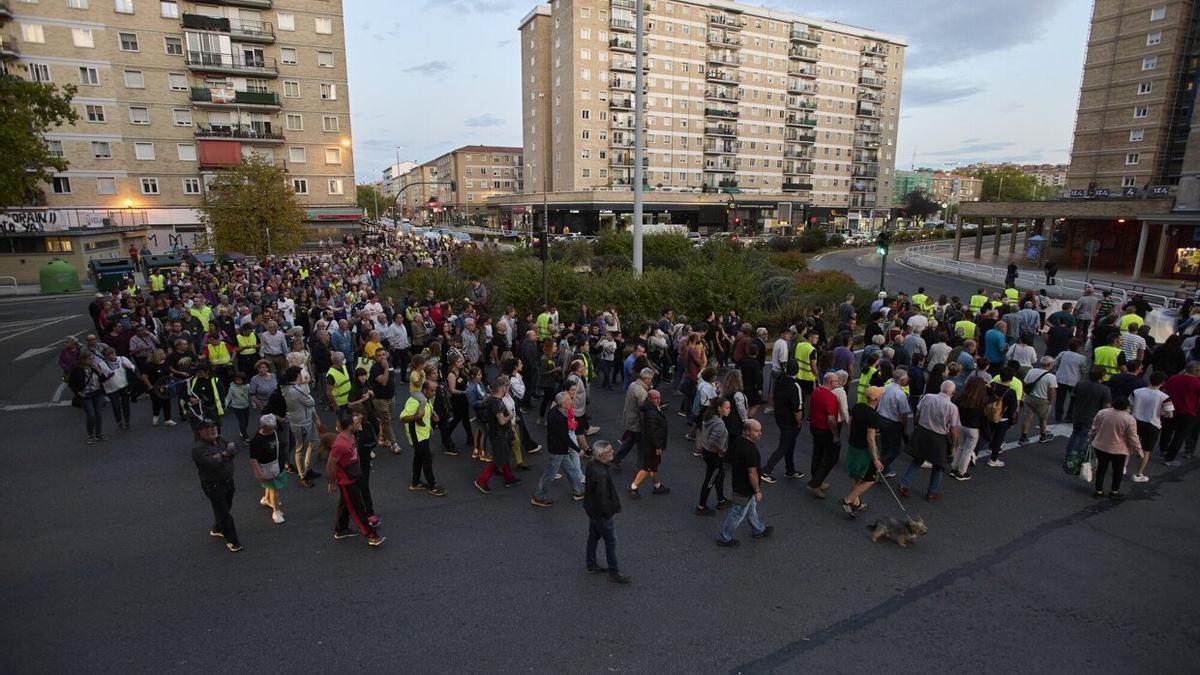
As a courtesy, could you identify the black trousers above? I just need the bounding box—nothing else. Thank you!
[538,386,557,418]
[151,391,172,421]
[698,449,726,508]
[391,347,411,381]
[411,438,436,487]
[107,387,131,425]
[764,425,800,475]
[809,427,838,488]
[358,450,375,516]
[335,479,377,537]
[1094,449,1126,493]
[1054,383,1074,423]
[201,479,239,546]
[1162,413,1198,461]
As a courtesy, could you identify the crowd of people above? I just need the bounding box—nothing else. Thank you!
[62,233,1200,577]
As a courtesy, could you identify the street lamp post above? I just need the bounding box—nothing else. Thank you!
[631,0,646,276]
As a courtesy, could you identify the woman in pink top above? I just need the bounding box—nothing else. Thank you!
[1087,397,1144,500]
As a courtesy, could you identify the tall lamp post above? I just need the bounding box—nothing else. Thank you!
[631,0,646,276]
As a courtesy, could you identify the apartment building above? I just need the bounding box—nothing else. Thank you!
[395,145,524,224]
[2,0,357,260]
[509,0,905,233]
[382,160,419,197]
[1024,164,1069,190]
[930,172,981,203]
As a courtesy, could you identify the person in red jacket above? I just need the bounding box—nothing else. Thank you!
[1161,362,1200,465]
[807,372,842,498]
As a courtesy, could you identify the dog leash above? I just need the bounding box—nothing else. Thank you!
[877,472,914,521]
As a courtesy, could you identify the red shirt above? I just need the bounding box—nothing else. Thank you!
[808,386,839,430]
[329,433,359,485]
[1163,373,1200,416]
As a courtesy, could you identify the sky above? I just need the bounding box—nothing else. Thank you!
[344,0,1093,183]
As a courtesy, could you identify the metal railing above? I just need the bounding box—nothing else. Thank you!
[0,275,17,293]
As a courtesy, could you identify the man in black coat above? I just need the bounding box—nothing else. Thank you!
[630,389,669,497]
[584,441,630,583]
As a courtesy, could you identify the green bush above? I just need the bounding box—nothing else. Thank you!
[384,267,469,302]
[769,251,809,273]
[550,239,594,265]
[591,254,633,273]
[828,234,845,247]
[797,229,828,252]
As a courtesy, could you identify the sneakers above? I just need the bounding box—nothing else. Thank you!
[752,525,775,539]
[840,500,856,518]
[1163,460,1182,468]
[333,530,359,539]
[920,461,933,469]
[504,478,523,487]
[370,450,377,459]
[1038,434,1054,444]
[444,448,459,456]
[629,487,641,500]
[473,480,490,494]
[898,486,911,498]
[572,492,585,501]
[807,485,827,499]
[208,529,225,539]
[409,483,427,491]
[716,499,732,510]
[652,484,670,495]
[225,542,243,553]
[525,445,541,455]
[428,486,447,497]
[368,536,387,547]
[531,496,554,507]
[987,459,1005,468]
[715,538,740,548]
[586,426,600,436]
[852,502,869,514]
[86,436,95,446]
[391,444,402,455]
[151,416,159,427]
[95,434,108,442]
[1132,473,1150,483]
[272,510,285,524]
[785,471,805,480]
[1018,435,1030,445]
[608,574,632,584]
[952,471,972,481]
[1108,491,1124,501]
[694,506,715,516]
[760,473,777,484]
[585,565,608,574]
[164,419,177,427]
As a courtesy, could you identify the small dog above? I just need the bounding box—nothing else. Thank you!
[867,516,928,547]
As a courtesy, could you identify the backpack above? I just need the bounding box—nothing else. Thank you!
[433,383,453,421]
[985,384,1004,423]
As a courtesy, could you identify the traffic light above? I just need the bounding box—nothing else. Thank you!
[875,230,892,256]
[449,180,457,192]
[733,217,742,227]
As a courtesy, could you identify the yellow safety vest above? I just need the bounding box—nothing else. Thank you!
[1118,314,1144,332]
[299,267,309,280]
[401,395,432,443]
[955,320,976,340]
[886,378,910,396]
[190,306,213,331]
[857,366,877,404]
[236,332,258,356]
[1005,288,1020,303]
[536,313,552,340]
[150,273,165,292]
[1094,345,1121,381]
[327,364,351,406]
[794,341,817,382]
[188,376,224,416]
[912,294,928,310]
[126,283,138,295]
[356,355,373,374]
[206,340,232,366]
[969,295,988,313]
[991,375,1023,402]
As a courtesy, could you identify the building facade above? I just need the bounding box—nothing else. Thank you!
[2,0,357,272]
[514,0,905,232]
[930,172,982,203]
[382,160,418,197]
[892,170,932,202]
[394,145,524,224]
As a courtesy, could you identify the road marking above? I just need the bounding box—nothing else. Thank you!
[52,382,67,403]
[0,401,72,412]
[0,315,82,344]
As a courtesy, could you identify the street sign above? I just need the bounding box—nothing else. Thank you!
[1069,189,1087,198]
[1122,187,1137,197]
[1083,239,1101,257]
[1094,188,1110,198]
[1151,186,1171,197]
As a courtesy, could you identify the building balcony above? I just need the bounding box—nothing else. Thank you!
[854,152,880,164]
[705,69,738,84]
[0,2,14,21]
[705,87,741,102]
[703,144,735,155]
[787,64,817,78]
[853,163,879,178]
[786,130,817,143]
[0,32,18,60]
[194,123,284,143]
[707,33,742,48]
[185,51,278,77]
[788,96,817,110]
[790,29,820,44]
[863,42,888,57]
[859,75,885,89]
[784,148,814,159]
[703,162,736,173]
[708,15,745,31]
[788,46,818,61]
[610,154,648,168]
[611,136,635,148]
[787,80,816,95]
[609,37,638,53]
[861,59,888,72]
[190,87,281,110]
[182,14,275,43]
[785,114,817,127]
[855,121,881,133]
[704,124,736,136]
[611,59,646,73]
[706,52,739,66]
[850,178,878,192]
[611,77,641,92]
[611,116,636,129]
[610,97,635,110]
[611,0,651,11]
[851,195,878,208]
[856,105,881,118]
[858,89,884,103]
[854,134,882,149]
[704,107,739,119]
[783,182,814,192]
[784,162,812,175]
[611,17,635,32]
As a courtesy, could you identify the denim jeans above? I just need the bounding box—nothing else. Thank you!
[586,515,619,575]
[535,452,584,499]
[81,391,104,437]
[1064,420,1090,455]
[718,494,766,542]
[900,456,944,497]
[763,425,800,476]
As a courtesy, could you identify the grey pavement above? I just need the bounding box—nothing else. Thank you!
[1,298,1199,673]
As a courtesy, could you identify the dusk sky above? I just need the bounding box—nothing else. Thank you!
[344,0,1092,183]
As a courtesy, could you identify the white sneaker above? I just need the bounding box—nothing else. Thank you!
[970,452,978,465]
[272,511,285,524]
[260,496,271,508]
[586,426,601,436]
[987,459,1005,468]
[164,419,177,427]
[920,461,933,469]
[152,416,159,427]
[1132,473,1150,483]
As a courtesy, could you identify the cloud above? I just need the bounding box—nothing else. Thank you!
[901,79,983,107]
[421,0,520,13]
[464,114,505,128]
[402,60,451,76]
[496,39,515,48]
[925,141,1016,156]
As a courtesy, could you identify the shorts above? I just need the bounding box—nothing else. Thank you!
[1025,395,1050,422]
[261,472,287,490]
[845,445,877,482]
[641,446,661,472]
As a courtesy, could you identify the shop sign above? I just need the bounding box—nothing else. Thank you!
[1094,188,1110,198]
[1069,189,1087,198]
[1151,186,1171,197]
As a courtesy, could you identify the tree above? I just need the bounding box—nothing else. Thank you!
[357,183,385,220]
[970,166,1041,202]
[199,155,305,256]
[903,189,941,224]
[0,74,79,208]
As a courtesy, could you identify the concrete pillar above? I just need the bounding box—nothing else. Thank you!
[1154,223,1169,276]
[992,217,1002,257]
[1132,220,1150,282]
[1008,217,1018,255]
[974,219,983,259]
[954,220,963,260]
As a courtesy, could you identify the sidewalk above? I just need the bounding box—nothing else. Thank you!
[0,282,95,297]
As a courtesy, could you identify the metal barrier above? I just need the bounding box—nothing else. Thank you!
[0,276,17,293]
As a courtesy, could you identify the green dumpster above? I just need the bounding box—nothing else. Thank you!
[142,254,183,282]
[89,258,135,292]
[39,259,81,293]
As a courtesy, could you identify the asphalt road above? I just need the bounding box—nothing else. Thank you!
[1,295,1199,673]
[809,243,1001,302]
[0,292,96,406]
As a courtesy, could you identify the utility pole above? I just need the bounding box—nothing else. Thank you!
[265,226,272,256]
[631,0,646,276]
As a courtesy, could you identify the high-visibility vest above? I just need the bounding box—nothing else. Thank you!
[299,267,309,280]
[150,273,165,292]
[188,376,224,416]
[579,351,595,382]
[886,378,911,396]
[857,366,877,404]
[536,313,552,340]
[1118,313,1144,332]
[206,340,232,366]
[327,364,351,406]
[969,295,988,313]
[1094,345,1121,381]
[955,320,976,340]
[1005,288,1020,303]
[236,332,258,356]
[912,293,928,311]
[126,282,138,295]
[794,341,817,382]
[356,355,373,373]
[991,375,1023,402]
[190,305,213,331]
[401,395,432,443]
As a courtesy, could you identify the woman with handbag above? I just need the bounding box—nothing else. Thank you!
[249,414,286,524]
[69,352,110,445]
[1086,396,1144,500]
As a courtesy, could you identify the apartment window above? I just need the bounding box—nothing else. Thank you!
[1143,56,1158,70]
[1126,152,1140,165]
[1150,6,1166,20]
[1130,129,1145,142]
[72,28,95,48]
[91,141,112,159]
[314,17,333,34]
[20,24,45,44]
[164,36,183,55]
[177,143,196,161]
[129,106,149,124]
[1134,106,1148,118]
[320,83,336,100]
[96,177,117,194]
[581,109,590,120]
[1147,32,1162,46]
[67,0,87,7]
[182,177,201,194]
[140,177,159,194]
[22,64,50,86]
[288,147,306,163]
[1122,176,1137,188]
[160,1,177,18]
[292,178,308,194]
[1138,81,1153,95]
[85,104,106,122]
[322,115,338,132]
[278,81,299,99]
[123,69,144,88]
[78,67,99,85]
[114,0,133,13]
[324,148,342,164]
[46,140,64,158]
[134,142,156,160]
[286,113,303,130]
[52,176,72,194]
[172,108,192,126]
[327,178,344,195]
[168,73,187,91]
[281,47,298,64]
[277,12,294,30]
